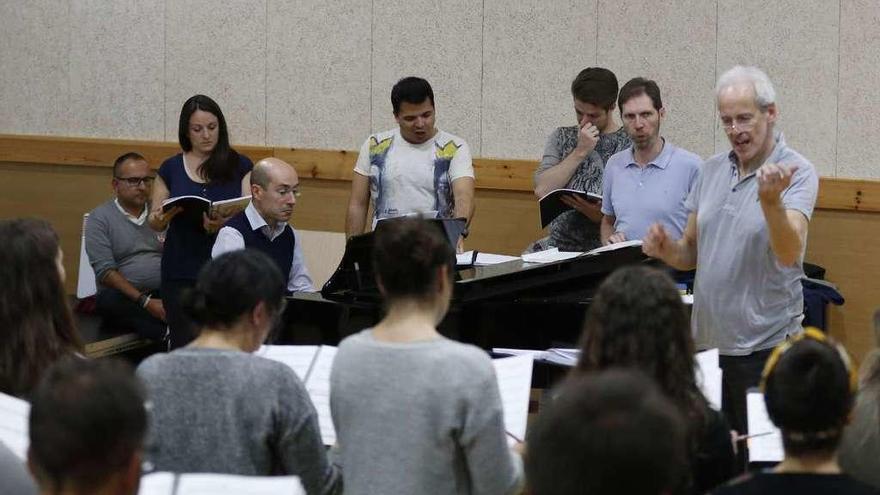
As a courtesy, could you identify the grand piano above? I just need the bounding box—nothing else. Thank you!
[276,228,652,353]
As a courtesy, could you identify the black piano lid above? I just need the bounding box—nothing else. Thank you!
[322,226,649,305]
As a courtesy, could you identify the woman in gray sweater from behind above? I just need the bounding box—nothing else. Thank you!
[137,249,341,494]
[330,218,524,495]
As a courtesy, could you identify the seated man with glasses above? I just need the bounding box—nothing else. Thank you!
[212,157,314,294]
[85,152,167,340]
[643,66,819,440]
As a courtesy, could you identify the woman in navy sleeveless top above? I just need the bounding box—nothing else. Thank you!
[148,95,253,348]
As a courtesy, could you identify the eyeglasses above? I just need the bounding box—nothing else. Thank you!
[276,187,302,198]
[720,114,759,131]
[115,176,155,187]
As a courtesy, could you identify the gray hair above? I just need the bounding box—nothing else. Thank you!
[715,66,776,108]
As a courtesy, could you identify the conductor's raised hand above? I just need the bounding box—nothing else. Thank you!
[642,223,672,261]
[756,163,798,205]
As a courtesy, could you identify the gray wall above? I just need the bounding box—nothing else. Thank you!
[0,0,876,178]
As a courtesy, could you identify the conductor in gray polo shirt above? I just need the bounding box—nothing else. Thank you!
[643,66,819,435]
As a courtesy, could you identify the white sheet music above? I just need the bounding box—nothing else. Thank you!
[0,392,30,460]
[694,349,722,410]
[257,345,320,381]
[586,239,643,255]
[746,392,784,463]
[177,473,305,495]
[140,473,305,495]
[305,346,338,446]
[521,248,583,264]
[492,355,534,446]
[138,472,176,495]
[457,251,521,266]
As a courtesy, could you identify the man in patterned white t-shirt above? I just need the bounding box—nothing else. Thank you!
[345,77,475,242]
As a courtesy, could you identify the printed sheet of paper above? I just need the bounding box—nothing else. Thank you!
[0,392,30,460]
[492,355,534,446]
[586,239,643,255]
[521,248,583,264]
[305,346,338,446]
[138,472,176,495]
[746,392,784,463]
[177,473,304,495]
[694,349,722,410]
[257,345,320,381]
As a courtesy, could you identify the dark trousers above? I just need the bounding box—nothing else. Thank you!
[719,349,775,436]
[95,288,167,341]
[161,279,197,349]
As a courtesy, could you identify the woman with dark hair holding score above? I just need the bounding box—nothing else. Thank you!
[575,265,735,495]
[0,218,82,398]
[136,250,340,494]
[148,94,253,348]
[712,329,879,495]
[330,217,523,495]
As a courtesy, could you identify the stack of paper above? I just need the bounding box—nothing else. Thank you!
[746,392,784,463]
[456,251,520,266]
[139,472,304,495]
[493,348,580,367]
[521,248,583,264]
[585,239,643,255]
[0,392,30,460]
[257,345,337,445]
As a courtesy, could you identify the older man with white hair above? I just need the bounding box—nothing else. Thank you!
[643,66,819,435]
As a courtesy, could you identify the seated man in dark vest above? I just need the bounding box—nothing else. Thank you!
[212,157,314,294]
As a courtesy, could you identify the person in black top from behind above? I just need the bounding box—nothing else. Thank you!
[575,265,736,494]
[712,328,879,495]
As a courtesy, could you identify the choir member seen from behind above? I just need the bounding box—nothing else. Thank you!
[0,218,82,399]
[712,329,880,495]
[574,265,735,494]
[330,217,523,495]
[136,250,341,494]
[27,358,147,495]
[148,94,253,349]
[525,370,688,495]
[839,309,880,489]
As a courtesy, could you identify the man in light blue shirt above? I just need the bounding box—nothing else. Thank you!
[643,66,819,435]
[600,78,701,245]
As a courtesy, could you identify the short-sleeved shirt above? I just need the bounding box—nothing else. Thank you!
[535,126,630,251]
[685,133,819,355]
[353,128,473,223]
[158,153,252,282]
[601,139,701,241]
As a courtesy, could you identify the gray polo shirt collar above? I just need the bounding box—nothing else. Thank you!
[726,132,786,184]
[624,138,672,170]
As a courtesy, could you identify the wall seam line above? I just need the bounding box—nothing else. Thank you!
[834,0,841,177]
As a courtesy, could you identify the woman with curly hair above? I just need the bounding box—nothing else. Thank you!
[0,218,82,397]
[575,265,735,494]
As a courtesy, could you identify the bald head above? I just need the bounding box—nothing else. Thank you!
[251,158,300,226]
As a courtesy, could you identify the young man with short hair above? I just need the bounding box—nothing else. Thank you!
[532,67,631,252]
[600,77,701,245]
[345,77,475,242]
[28,358,147,495]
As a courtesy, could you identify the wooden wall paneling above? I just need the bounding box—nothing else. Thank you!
[805,209,880,363]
